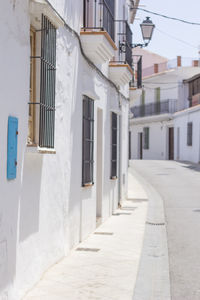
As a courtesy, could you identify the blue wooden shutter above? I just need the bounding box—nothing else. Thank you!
[7,116,18,180]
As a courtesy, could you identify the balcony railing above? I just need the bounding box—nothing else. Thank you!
[130,55,142,88]
[83,0,115,42]
[116,20,133,68]
[131,99,177,118]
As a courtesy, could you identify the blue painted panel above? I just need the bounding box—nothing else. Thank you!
[7,116,18,180]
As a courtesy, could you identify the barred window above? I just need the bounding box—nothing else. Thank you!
[187,122,193,146]
[143,127,149,149]
[82,96,94,186]
[29,14,57,149]
[111,112,117,179]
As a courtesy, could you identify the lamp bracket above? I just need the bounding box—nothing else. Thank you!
[132,42,149,48]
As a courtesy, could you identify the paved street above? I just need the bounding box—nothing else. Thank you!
[23,170,148,300]
[132,160,200,300]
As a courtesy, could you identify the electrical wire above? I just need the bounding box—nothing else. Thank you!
[156,28,198,49]
[134,7,200,26]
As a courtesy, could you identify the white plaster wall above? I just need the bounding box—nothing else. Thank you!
[174,108,200,163]
[0,0,130,299]
[0,1,30,299]
[130,120,170,160]
[133,67,200,107]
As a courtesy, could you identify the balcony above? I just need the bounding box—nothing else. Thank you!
[109,20,133,86]
[129,56,142,103]
[80,0,117,64]
[131,99,177,118]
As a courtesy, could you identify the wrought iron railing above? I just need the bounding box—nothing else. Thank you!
[130,56,142,88]
[131,99,177,118]
[116,20,133,68]
[83,0,115,42]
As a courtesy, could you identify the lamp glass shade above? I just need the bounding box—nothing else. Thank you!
[140,17,155,42]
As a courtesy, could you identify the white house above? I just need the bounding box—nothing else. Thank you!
[0,0,140,299]
[174,73,200,163]
[129,56,200,161]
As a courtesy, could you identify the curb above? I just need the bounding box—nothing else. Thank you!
[129,166,171,300]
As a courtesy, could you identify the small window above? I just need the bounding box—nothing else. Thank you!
[111,112,117,179]
[29,15,57,149]
[82,96,94,186]
[143,127,149,149]
[187,122,193,146]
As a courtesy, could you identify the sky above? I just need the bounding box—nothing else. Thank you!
[131,0,200,60]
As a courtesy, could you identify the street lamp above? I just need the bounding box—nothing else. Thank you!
[132,17,155,48]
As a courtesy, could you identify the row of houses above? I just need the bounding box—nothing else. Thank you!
[0,0,142,299]
[130,50,200,164]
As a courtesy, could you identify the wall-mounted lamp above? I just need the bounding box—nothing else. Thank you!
[132,17,155,48]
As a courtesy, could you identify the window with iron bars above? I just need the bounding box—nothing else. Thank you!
[187,122,193,146]
[29,14,56,149]
[143,127,149,149]
[82,96,94,186]
[111,112,117,179]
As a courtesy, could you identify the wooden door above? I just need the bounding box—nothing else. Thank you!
[169,127,174,160]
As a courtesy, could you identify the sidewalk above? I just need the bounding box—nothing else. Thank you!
[23,171,148,300]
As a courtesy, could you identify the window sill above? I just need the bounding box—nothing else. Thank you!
[26,144,56,154]
[110,176,117,180]
[82,182,94,188]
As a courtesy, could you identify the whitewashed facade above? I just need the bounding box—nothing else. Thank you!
[0,0,138,299]
[130,66,200,160]
[174,73,200,163]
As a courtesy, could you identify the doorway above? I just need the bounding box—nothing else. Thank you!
[177,127,180,160]
[96,108,103,227]
[169,127,174,160]
[138,132,143,159]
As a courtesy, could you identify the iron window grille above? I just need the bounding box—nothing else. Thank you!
[143,127,149,149]
[29,14,56,149]
[111,112,117,179]
[83,0,115,42]
[82,96,94,186]
[187,122,193,146]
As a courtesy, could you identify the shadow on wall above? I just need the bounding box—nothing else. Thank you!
[19,153,43,242]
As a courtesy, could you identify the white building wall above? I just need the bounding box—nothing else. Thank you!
[130,120,170,160]
[174,107,200,163]
[130,67,200,163]
[0,0,130,299]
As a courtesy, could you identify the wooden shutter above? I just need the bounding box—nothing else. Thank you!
[28,28,36,144]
